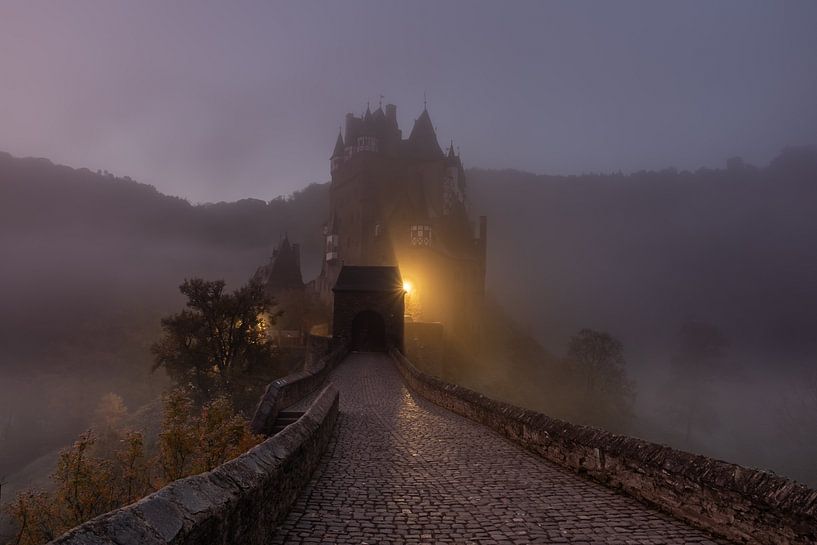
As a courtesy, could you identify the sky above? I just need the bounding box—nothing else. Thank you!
[1,1,816,203]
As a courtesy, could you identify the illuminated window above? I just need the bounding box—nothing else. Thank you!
[410,224,432,246]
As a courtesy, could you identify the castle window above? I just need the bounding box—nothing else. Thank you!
[356,136,379,153]
[325,234,339,262]
[410,224,432,247]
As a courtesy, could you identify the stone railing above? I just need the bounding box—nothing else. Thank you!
[250,335,346,435]
[51,384,339,545]
[391,348,817,545]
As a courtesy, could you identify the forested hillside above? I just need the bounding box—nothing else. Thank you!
[2,146,816,494]
[0,152,326,493]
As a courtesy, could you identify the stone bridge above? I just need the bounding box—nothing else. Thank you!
[51,342,817,545]
[271,351,724,544]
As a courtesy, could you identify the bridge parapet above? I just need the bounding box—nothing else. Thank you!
[250,334,345,435]
[49,384,338,545]
[46,335,344,545]
[391,349,817,545]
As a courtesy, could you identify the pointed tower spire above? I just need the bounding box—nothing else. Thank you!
[447,139,456,158]
[409,106,443,157]
[331,129,345,158]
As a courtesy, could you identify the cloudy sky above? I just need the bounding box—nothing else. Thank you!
[1,1,816,202]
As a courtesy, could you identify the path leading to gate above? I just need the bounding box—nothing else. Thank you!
[270,352,726,545]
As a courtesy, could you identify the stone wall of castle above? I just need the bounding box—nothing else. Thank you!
[331,290,404,352]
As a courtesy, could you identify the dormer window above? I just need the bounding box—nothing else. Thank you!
[410,224,432,247]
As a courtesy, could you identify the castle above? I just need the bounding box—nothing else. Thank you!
[261,101,487,343]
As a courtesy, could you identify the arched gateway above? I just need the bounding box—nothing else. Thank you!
[350,310,386,351]
[331,266,404,352]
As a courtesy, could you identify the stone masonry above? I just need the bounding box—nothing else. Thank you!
[270,352,727,545]
[391,350,817,545]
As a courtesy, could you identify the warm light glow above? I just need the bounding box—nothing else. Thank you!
[403,280,413,294]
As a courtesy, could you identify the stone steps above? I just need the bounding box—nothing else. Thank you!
[270,411,305,435]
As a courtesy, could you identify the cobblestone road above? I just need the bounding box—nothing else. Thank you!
[270,352,727,544]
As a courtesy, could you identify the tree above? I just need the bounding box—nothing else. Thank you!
[52,432,115,527]
[151,278,276,401]
[566,329,634,428]
[112,431,150,504]
[156,388,198,483]
[155,388,262,486]
[6,490,56,545]
[92,392,128,458]
[666,320,729,444]
[5,389,261,545]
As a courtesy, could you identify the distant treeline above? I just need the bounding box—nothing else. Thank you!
[468,146,817,368]
[4,146,817,367]
[0,151,327,259]
[2,146,817,487]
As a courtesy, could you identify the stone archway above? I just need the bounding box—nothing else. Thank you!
[332,266,405,352]
[350,310,386,352]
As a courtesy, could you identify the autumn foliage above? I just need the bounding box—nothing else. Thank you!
[5,390,262,545]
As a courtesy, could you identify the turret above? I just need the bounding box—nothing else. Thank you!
[331,130,345,173]
[261,234,305,295]
[408,108,443,158]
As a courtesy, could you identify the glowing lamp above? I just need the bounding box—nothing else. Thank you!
[402,280,413,294]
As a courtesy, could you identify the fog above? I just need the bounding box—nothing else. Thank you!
[0,155,328,506]
[3,148,816,500]
[468,150,817,484]
[1,0,817,528]
[1,2,816,201]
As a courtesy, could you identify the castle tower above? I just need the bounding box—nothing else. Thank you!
[255,234,304,298]
[315,102,487,342]
[330,130,344,174]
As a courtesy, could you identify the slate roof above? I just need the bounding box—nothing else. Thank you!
[333,266,403,293]
[408,109,444,158]
[264,235,304,291]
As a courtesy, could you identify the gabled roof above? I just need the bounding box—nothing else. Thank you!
[408,109,444,158]
[333,266,403,293]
